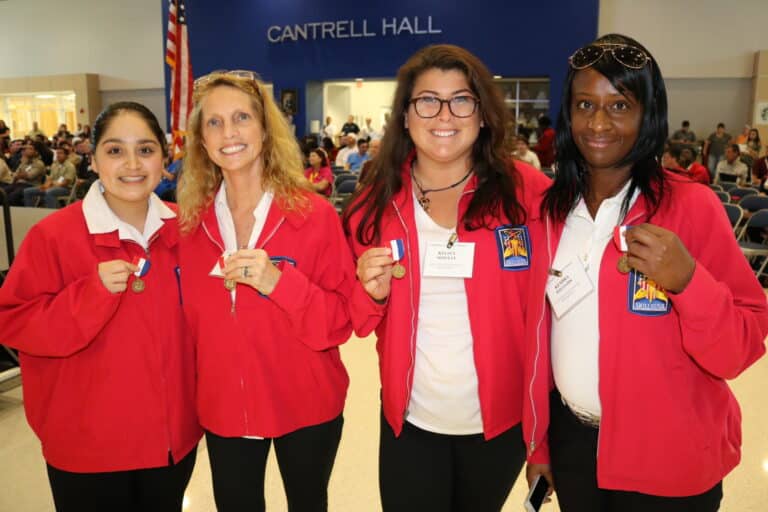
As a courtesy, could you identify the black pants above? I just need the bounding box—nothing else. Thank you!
[46,446,197,512]
[379,413,526,512]
[549,391,723,512]
[205,414,343,512]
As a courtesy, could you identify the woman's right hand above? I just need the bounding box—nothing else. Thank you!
[356,247,394,302]
[98,260,138,294]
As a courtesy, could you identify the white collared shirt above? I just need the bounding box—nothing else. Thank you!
[82,180,175,250]
[213,181,274,253]
[550,180,639,418]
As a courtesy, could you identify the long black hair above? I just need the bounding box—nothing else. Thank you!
[543,33,669,223]
[342,44,525,245]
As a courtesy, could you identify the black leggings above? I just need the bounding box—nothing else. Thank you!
[379,413,526,512]
[205,414,343,512]
[46,446,197,512]
[549,390,723,512]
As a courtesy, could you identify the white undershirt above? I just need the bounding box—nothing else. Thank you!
[213,181,273,440]
[551,180,639,418]
[406,192,482,435]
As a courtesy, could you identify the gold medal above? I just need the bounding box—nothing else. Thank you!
[224,279,236,291]
[617,254,631,274]
[131,278,145,293]
[392,263,406,279]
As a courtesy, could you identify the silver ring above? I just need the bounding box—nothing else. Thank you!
[242,266,249,278]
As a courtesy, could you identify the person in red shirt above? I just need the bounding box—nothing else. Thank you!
[304,148,333,196]
[533,115,556,167]
[0,102,201,511]
[176,71,355,511]
[524,33,768,511]
[343,44,550,512]
[680,147,711,184]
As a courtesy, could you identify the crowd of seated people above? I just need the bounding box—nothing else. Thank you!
[0,120,189,208]
[0,122,96,207]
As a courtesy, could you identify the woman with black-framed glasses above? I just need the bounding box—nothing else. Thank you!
[342,44,550,511]
[523,33,768,511]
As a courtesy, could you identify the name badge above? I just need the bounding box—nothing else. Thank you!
[545,259,594,319]
[422,242,475,278]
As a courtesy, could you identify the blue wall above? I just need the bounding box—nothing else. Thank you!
[163,1,598,136]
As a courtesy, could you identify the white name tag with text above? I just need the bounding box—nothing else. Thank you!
[546,259,594,319]
[423,242,475,278]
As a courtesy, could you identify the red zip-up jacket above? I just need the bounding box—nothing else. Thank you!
[523,174,768,496]
[179,190,354,437]
[0,203,201,473]
[347,156,550,439]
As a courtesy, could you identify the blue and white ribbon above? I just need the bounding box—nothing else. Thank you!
[390,239,405,262]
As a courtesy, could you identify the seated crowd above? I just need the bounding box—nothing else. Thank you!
[3,115,766,210]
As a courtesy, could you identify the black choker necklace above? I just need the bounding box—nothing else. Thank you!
[411,163,473,212]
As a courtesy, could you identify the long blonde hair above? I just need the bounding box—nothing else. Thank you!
[177,74,311,232]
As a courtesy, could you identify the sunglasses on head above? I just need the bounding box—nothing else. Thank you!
[193,69,263,93]
[569,43,650,70]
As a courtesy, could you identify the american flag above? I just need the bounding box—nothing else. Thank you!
[165,0,192,156]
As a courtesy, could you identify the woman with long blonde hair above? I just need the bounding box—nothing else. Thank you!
[177,71,355,511]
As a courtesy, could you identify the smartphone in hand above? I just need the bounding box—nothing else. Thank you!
[524,474,550,512]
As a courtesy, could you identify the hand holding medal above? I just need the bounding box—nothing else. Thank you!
[222,248,282,296]
[623,223,696,294]
[356,245,396,301]
[97,260,140,294]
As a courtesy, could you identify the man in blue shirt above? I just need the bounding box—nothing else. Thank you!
[346,138,370,172]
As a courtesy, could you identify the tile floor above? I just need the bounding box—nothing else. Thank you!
[1,334,767,511]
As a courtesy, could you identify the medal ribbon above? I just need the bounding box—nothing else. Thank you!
[390,239,405,261]
[613,225,628,252]
[132,256,150,277]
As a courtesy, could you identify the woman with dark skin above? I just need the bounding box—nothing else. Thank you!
[523,34,768,511]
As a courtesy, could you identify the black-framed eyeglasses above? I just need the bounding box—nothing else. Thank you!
[193,69,263,93]
[409,95,480,119]
[569,43,649,70]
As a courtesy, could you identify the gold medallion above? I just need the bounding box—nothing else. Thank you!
[392,263,406,279]
[131,278,145,293]
[224,279,236,291]
[617,254,631,274]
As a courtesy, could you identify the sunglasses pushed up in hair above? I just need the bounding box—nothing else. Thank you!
[568,43,650,70]
[193,69,263,92]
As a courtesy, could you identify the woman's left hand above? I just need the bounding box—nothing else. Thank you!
[223,249,282,295]
[625,223,696,294]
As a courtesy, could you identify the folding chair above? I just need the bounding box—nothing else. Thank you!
[738,194,768,214]
[708,184,724,192]
[715,191,730,203]
[738,209,768,279]
[722,203,743,234]
[729,187,758,202]
[0,188,20,391]
[330,174,359,213]
[720,182,737,192]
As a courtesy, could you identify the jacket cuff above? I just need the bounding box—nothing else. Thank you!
[268,264,308,314]
[669,261,712,321]
[527,438,550,465]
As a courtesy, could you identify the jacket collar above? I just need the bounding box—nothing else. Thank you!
[83,180,177,249]
[200,184,312,249]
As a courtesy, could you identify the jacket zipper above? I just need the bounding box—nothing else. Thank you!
[201,216,286,435]
[391,201,417,419]
[128,237,174,462]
